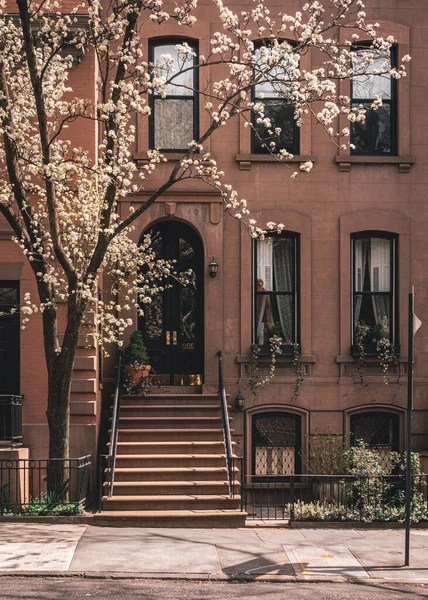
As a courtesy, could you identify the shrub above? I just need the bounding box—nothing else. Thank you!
[123,330,149,366]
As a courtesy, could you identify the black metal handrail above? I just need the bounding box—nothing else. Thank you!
[107,351,122,497]
[0,395,23,445]
[217,351,234,498]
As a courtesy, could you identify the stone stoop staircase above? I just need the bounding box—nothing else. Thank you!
[97,392,246,527]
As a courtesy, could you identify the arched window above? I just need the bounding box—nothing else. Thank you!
[254,232,299,353]
[252,412,301,476]
[350,411,399,470]
[149,40,198,151]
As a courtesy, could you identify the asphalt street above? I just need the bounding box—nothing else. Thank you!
[0,578,428,600]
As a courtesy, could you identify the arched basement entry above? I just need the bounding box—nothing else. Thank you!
[139,221,204,386]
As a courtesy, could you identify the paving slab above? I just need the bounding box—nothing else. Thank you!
[350,545,428,581]
[216,544,294,576]
[299,528,365,546]
[0,525,85,572]
[70,528,221,574]
[251,528,310,546]
[353,529,405,547]
[407,530,428,549]
[285,545,369,579]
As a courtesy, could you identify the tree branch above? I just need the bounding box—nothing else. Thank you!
[16,0,76,283]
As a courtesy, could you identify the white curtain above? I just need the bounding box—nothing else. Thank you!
[273,238,293,343]
[256,240,273,343]
[354,237,390,331]
[354,238,369,326]
[370,238,390,328]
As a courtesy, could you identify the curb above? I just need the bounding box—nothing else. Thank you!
[289,521,428,529]
[0,516,95,525]
[0,571,427,585]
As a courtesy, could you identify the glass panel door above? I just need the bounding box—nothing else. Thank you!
[140,223,204,385]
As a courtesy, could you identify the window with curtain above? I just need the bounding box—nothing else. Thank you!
[252,412,301,476]
[352,233,397,350]
[351,46,397,155]
[252,44,299,154]
[350,411,399,470]
[149,40,198,151]
[254,233,299,352]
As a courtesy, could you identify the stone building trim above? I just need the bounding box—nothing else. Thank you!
[338,209,410,362]
[238,38,313,163]
[343,403,406,453]
[337,20,412,171]
[136,30,212,155]
[244,404,309,477]
[239,208,313,361]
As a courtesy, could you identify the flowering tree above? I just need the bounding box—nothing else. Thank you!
[0,0,408,489]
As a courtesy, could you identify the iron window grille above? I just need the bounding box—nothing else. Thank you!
[350,411,399,471]
[350,45,398,156]
[251,43,299,155]
[149,40,198,152]
[351,232,398,354]
[252,412,302,477]
[253,232,299,355]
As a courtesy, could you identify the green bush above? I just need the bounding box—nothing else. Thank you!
[21,492,84,516]
[123,330,149,366]
[290,442,428,523]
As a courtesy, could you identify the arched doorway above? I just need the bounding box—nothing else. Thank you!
[139,221,204,385]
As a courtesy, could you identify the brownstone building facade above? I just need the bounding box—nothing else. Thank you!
[0,0,427,503]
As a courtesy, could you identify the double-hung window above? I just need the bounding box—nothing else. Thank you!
[352,233,397,351]
[149,40,198,151]
[252,44,299,154]
[351,46,397,155]
[254,233,299,353]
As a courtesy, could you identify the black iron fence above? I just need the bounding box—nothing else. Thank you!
[0,456,91,514]
[241,473,428,522]
[0,395,23,445]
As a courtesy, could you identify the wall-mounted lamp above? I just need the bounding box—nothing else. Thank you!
[208,257,218,279]
[235,390,245,411]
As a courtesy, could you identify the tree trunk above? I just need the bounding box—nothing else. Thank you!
[46,365,72,501]
[43,302,82,501]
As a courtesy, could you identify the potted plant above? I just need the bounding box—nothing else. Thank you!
[123,330,151,391]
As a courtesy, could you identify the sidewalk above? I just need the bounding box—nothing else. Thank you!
[0,523,428,584]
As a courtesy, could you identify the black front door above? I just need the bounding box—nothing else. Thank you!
[140,222,204,385]
[0,281,20,394]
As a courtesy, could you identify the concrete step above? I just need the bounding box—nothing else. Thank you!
[120,393,220,407]
[116,417,230,430]
[117,405,223,418]
[110,441,234,455]
[107,480,241,496]
[93,509,246,528]
[112,466,239,482]
[115,454,233,468]
[102,494,242,511]
[116,429,228,442]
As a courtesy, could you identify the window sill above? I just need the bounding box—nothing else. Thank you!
[134,151,190,163]
[350,344,401,358]
[235,154,315,171]
[336,353,407,364]
[335,155,415,173]
[236,354,316,364]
